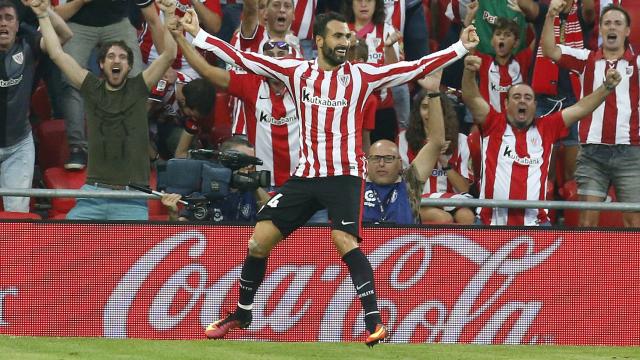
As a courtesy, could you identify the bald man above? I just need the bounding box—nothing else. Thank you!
[363,88,446,224]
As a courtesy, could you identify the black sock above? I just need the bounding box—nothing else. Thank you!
[342,248,381,333]
[236,254,267,319]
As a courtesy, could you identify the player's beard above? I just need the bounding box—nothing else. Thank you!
[322,43,348,67]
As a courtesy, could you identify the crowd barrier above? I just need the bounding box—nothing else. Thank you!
[0,222,638,345]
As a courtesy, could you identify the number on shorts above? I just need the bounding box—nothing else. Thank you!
[266,193,283,208]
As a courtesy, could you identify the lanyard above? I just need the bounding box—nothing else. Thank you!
[372,183,399,222]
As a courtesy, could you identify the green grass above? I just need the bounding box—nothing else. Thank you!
[1,336,640,360]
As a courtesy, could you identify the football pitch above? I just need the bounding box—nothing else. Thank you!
[1,336,640,360]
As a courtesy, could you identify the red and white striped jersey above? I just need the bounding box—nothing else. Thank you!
[350,22,401,108]
[139,0,222,79]
[477,48,532,112]
[193,29,468,178]
[478,108,568,226]
[384,0,406,33]
[227,71,300,187]
[398,131,470,193]
[228,24,303,135]
[558,46,640,145]
[291,0,317,40]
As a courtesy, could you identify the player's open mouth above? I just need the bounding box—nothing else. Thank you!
[112,67,121,75]
[276,16,286,25]
[606,33,618,42]
[335,48,347,56]
[0,29,9,38]
[498,42,505,50]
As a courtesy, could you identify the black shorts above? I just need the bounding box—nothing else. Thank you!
[257,176,364,239]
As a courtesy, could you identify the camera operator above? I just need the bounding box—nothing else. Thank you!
[161,136,271,222]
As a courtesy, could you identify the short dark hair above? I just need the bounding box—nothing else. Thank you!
[182,78,216,117]
[492,17,521,40]
[313,12,347,38]
[342,0,386,25]
[220,136,254,152]
[97,40,134,68]
[600,4,631,27]
[0,0,19,22]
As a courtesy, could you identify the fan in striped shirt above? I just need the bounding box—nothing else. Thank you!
[171,10,479,345]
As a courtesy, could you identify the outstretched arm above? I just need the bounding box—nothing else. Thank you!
[362,25,478,92]
[143,0,178,89]
[182,9,297,84]
[540,0,565,62]
[33,0,88,89]
[561,69,621,127]
[239,0,259,39]
[461,55,490,125]
[170,25,230,89]
[411,71,446,182]
[191,0,222,34]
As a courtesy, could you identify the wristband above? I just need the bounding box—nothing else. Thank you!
[37,13,49,19]
[427,92,441,98]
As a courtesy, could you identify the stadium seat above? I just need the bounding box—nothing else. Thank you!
[0,211,42,220]
[43,167,87,218]
[30,82,52,122]
[33,119,69,171]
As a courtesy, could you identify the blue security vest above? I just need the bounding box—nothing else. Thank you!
[362,181,416,224]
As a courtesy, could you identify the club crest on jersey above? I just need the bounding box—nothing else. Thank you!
[338,74,351,87]
[12,52,23,65]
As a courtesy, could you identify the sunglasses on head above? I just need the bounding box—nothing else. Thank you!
[263,41,290,52]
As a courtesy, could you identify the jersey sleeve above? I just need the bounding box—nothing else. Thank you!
[538,111,569,142]
[357,40,468,94]
[557,45,590,74]
[226,71,261,102]
[362,95,378,131]
[192,28,301,84]
[479,106,504,135]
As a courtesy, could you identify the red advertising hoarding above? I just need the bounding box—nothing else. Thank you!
[0,223,638,345]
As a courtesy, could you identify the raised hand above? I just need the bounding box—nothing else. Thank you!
[464,54,482,72]
[460,25,479,50]
[604,68,622,90]
[547,0,566,17]
[155,0,176,15]
[507,0,523,13]
[180,8,201,37]
[28,0,50,17]
[384,30,403,47]
[417,70,443,92]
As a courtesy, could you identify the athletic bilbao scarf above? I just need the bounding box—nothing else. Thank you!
[531,3,583,97]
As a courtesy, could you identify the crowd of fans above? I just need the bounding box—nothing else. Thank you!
[3,0,640,226]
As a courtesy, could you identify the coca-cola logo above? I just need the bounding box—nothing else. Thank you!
[103,231,561,343]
